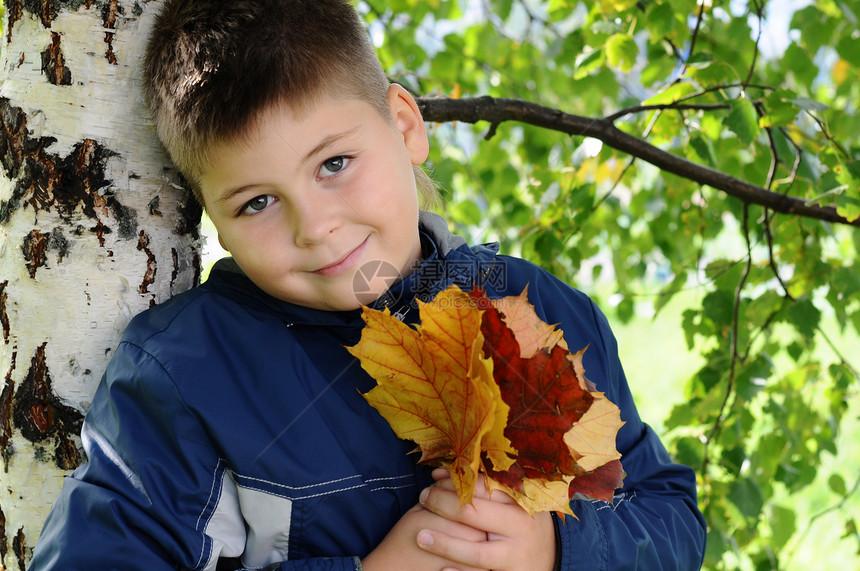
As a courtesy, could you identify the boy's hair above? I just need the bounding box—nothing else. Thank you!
[143,0,437,207]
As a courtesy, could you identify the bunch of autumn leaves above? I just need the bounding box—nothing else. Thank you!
[347,285,625,516]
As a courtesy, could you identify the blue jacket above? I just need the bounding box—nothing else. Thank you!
[31,213,706,570]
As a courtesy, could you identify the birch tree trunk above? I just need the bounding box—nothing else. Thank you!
[0,2,201,568]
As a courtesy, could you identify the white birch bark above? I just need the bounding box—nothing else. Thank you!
[0,2,200,568]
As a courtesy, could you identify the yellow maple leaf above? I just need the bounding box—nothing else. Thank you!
[347,286,515,505]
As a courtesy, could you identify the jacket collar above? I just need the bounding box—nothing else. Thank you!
[203,211,499,327]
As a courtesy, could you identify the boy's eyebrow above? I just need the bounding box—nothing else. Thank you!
[299,125,362,163]
[214,184,259,206]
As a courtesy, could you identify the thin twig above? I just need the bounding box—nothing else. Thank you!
[604,102,731,123]
[743,0,764,87]
[757,102,794,298]
[701,203,753,485]
[783,472,860,568]
[684,0,707,73]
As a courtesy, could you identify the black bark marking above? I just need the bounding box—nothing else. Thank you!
[1,353,17,472]
[0,99,139,242]
[0,282,9,344]
[148,195,162,216]
[23,0,58,27]
[192,250,202,287]
[6,1,23,43]
[170,248,179,290]
[12,526,25,571]
[12,343,84,471]
[137,230,156,294]
[0,504,7,567]
[41,32,72,85]
[54,430,81,470]
[102,0,120,65]
[21,230,48,279]
[48,226,70,262]
[172,176,202,239]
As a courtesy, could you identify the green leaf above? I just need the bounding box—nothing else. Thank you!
[786,298,821,338]
[728,477,764,521]
[829,473,848,496]
[790,5,833,52]
[781,43,818,87]
[490,0,514,20]
[760,90,800,128]
[646,0,675,38]
[724,98,760,146]
[574,49,604,79]
[689,132,716,167]
[735,354,772,400]
[605,33,638,72]
[449,200,484,226]
[769,505,796,546]
[596,0,639,15]
[835,188,860,222]
[643,82,697,106]
[834,161,860,221]
[788,96,828,112]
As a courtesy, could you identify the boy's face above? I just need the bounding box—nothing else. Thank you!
[199,85,429,311]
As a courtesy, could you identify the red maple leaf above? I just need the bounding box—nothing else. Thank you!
[568,459,625,503]
[474,288,594,480]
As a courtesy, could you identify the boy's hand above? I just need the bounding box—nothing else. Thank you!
[361,499,489,571]
[415,469,557,571]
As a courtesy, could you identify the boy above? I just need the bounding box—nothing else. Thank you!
[31,1,706,569]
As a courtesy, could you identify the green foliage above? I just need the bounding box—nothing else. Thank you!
[363,0,860,567]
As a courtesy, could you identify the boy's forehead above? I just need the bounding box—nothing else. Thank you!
[195,95,388,196]
[238,94,381,142]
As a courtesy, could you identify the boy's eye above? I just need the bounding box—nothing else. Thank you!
[241,195,276,215]
[319,156,350,178]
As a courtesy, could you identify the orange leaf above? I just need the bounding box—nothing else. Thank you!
[347,287,514,505]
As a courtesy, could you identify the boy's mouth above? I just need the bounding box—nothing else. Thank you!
[312,236,369,277]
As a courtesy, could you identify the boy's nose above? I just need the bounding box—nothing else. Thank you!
[292,189,342,247]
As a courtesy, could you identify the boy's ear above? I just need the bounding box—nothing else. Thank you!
[218,233,230,252]
[387,84,429,166]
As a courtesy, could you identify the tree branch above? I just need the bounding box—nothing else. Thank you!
[416,96,860,228]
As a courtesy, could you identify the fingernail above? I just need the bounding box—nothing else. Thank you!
[417,530,434,547]
[419,487,429,505]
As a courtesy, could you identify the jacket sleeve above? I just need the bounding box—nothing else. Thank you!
[523,269,707,571]
[29,340,360,571]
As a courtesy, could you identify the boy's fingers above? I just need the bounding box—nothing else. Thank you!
[431,467,451,481]
[420,485,511,535]
[428,473,509,502]
[417,529,501,570]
